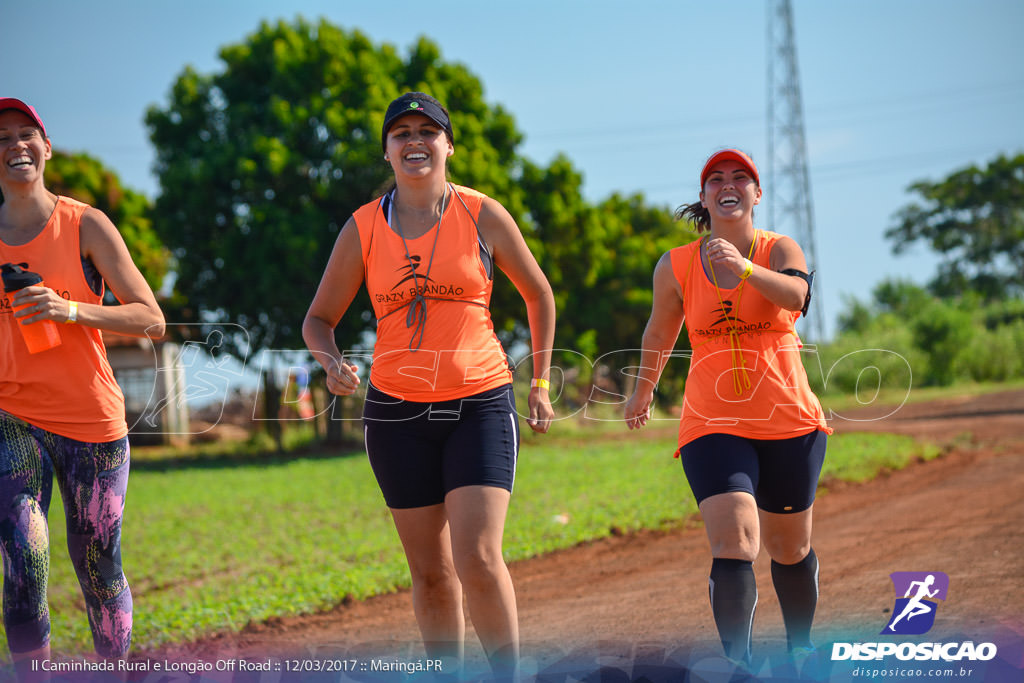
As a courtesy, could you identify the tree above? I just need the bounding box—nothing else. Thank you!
[1,150,171,291]
[145,17,686,432]
[886,152,1024,300]
[515,155,692,403]
[145,18,546,445]
[593,192,696,402]
[830,277,1024,388]
[145,18,528,360]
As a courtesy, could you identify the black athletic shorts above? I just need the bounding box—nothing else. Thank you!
[362,383,519,509]
[679,430,827,513]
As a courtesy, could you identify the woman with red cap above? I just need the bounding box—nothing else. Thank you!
[624,149,831,668]
[304,92,555,680]
[0,98,164,674]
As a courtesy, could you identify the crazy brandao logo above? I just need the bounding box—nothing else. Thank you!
[883,571,949,635]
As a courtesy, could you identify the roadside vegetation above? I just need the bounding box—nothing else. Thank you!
[20,426,939,656]
[3,14,1019,662]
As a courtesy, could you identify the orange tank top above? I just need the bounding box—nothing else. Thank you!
[0,196,127,442]
[669,230,831,448]
[354,184,512,401]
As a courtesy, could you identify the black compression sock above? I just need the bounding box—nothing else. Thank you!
[709,557,757,663]
[771,547,819,650]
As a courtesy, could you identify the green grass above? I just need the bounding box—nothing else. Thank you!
[816,377,1024,413]
[819,432,940,484]
[10,426,941,657]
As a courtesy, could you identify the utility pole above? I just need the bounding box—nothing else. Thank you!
[766,0,825,341]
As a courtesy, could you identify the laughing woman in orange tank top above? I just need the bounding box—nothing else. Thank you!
[624,149,831,671]
[303,92,555,680]
[0,98,164,676]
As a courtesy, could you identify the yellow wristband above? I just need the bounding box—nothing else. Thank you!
[65,301,78,323]
[739,259,754,280]
[530,378,550,390]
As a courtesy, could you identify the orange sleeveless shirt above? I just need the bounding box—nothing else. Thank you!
[354,184,512,402]
[0,196,127,442]
[669,230,831,448]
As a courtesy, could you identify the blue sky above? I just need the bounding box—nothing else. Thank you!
[6,0,1024,341]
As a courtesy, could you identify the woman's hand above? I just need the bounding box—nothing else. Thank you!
[705,237,748,277]
[326,360,361,396]
[526,386,554,434]
[624,387,654,431]
[11,286,72,324]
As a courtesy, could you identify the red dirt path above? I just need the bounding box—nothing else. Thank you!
[149,388,1024,678]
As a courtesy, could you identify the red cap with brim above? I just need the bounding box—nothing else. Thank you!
[700,148,759,188]
[0,98,47,137]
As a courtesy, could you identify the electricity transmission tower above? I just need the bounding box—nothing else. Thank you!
[766,0,825,341]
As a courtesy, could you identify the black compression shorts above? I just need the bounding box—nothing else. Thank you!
[362,383,519,509]
[679,430,827,513]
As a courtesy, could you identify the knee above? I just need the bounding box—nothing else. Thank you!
[763,534,811,565]
[707,525,759,562]
[67,534,127,602]
[407,557,460,595]
[453,545,507,591]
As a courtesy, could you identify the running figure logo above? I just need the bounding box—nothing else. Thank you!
[392,255,436,290]
[882,571,949,635]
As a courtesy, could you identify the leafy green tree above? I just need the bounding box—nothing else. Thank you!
[145,17,685,431]
[145,18,527,360]
[515,157,691,404]
[518,157,603,360]
[837,279,932,335]
[910,300,974,386]
[1,150,170,291]
[828,278,1024,388]
[592,191,694,354]
[145,18,549,445]
[887,152,1024,300]
[827,153,1024,390]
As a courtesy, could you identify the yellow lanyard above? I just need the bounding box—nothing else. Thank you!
[707,231,758,396]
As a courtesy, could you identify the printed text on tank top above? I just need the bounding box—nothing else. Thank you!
[377,183,492,351]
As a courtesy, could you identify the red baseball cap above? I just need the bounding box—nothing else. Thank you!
[700,148,759,188]
[0,97,47,137]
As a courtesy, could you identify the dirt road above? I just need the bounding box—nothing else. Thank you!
[149,389,1024,680]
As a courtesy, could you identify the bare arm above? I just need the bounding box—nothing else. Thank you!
[478,197,556,433]
[706,234,810,311]
[13,207,165,337]
[624,252,686,430]
[302,217,365,396]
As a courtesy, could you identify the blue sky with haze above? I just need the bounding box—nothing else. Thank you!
[7,0,1024,341]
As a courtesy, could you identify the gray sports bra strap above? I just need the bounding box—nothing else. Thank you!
[375,186,491,339]
[452,187,494,280]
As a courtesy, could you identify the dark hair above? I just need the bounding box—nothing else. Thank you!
[675,199,758,233]
[675,201,711,232]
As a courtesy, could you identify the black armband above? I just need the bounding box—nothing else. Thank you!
[780,268,815,317]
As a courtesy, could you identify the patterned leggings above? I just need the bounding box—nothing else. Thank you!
[0,410,132,657]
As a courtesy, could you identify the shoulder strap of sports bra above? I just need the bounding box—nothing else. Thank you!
[451,187,493,280]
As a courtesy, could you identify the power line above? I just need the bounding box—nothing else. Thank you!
[523,79,1024,145]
